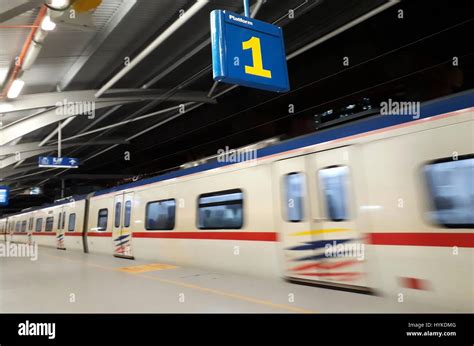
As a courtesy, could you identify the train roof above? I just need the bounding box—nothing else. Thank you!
[2,195,87,218]
[93,88,474,197]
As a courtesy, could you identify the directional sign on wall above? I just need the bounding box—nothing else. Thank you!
[211,10,290,93]
[38,156,79,169]
[0,186,9,206]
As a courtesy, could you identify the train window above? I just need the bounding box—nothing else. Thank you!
[68,213,76,232]
[45,217,54,232]
[424,157,474,228]
[28,217,34,231]
[198,189,243,229]
[15,221,20,233]
[284,173,306,222]
[114,202,122,228]
[58,212,62,229]
[97,209,108,231]
[145,199,175,230]
[21,220,27,233]
[35,218,43,232]
[124,200,132,228]
[318,166,349,221]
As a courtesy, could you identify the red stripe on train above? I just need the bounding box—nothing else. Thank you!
[87,232,112,237]
[18,231,277,241]
[368,233,474,247]
[291,260,359,272]
[132,232,278,241]
[399,277,431,290]
[21,231,474,246]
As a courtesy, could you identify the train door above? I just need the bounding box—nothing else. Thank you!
[56,207,66,250]
[9,219,15,242]
[112,192,134,259]
[304,146,368,289]
[271,156,315,281]
[27,216,34,245]
[2,219,6,242]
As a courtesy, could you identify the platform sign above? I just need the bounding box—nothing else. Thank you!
[0,186,9,206]
[38,156,79,169]
[211,10,290,93]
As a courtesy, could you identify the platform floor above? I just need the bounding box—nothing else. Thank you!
[0,245,447,313]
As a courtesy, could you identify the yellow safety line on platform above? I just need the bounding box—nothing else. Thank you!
[44,253,314,313]
[119,263,178,273]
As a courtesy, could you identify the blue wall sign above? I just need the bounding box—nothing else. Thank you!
[0,186,9,206]
[211,10,290,93]
[38,156,79,169]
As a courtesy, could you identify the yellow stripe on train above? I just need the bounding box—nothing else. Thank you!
[290,228,351,236]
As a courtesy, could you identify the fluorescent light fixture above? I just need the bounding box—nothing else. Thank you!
[41,16,56,31]
[49,0,70,9]
[7,79,25,99]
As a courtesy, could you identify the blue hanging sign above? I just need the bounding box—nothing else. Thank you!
[211,10,290,93]
[0,186,9,206]
[38,156,79,169]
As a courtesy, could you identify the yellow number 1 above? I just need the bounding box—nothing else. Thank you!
[242,36,272,79]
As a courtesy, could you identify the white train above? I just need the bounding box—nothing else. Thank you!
[1,91,473,312]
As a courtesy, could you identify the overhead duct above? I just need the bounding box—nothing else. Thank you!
[2,0,104,98]
[22,1,71,71]
[23,0,103,72]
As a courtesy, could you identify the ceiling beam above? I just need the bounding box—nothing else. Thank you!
[101,89,217,104]
[0,101,131,146]
[51,174,133,180]
[0,89,215,115]
[0,147,56,169]
[0,139,130,156]
[0,164,38,179]
[0,141,52,156]
[0,1,42,24]
[0,89,158,114]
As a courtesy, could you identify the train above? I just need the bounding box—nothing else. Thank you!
[1,90,473,312]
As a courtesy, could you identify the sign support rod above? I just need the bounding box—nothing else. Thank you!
[243,0,250,17]
[57,121,62,158]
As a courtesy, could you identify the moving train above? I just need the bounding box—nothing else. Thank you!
[1,90,473,312]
